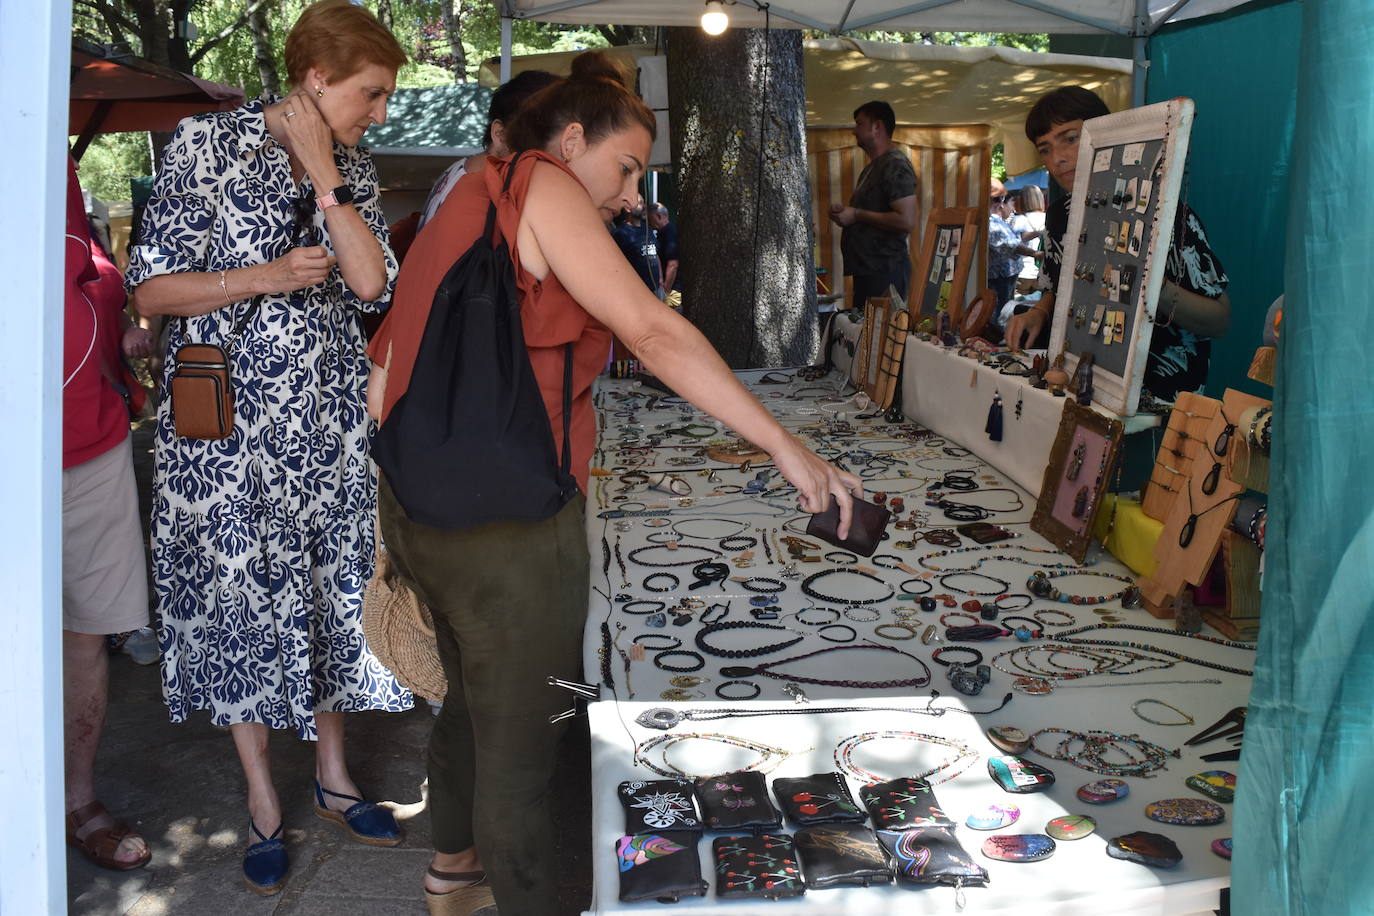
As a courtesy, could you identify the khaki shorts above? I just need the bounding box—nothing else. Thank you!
[63,435,150,635]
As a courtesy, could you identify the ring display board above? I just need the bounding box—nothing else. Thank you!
[1048,99,1195,417]
[911,208,980,326]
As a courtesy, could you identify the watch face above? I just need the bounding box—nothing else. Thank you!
[332,185,354,205]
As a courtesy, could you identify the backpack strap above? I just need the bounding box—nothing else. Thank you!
[560,342,573,477]
[483,151,527,244]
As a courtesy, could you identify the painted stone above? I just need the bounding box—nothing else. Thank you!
[1076,778,1129,805]
[1145,797,1226,826]
[1185,770,1236,803]
[1211,837,1233,860]
[981,834,1056,863]
[965,803,1021,831]
[987,755,1056,794]
[1045,814,1097,840]
[986,725,1031,755]
[1106,831,1182,868]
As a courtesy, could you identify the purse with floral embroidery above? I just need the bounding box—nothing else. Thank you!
[617,779,703,834]
[694,771,781,833]
[616,831,708,903]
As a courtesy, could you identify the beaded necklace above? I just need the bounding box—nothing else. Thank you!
[633,732,811,778]
[1051,623,1255,676]
[833,731,980,785]
[694,621,805,658]
[626,544,724,567]
[1026,569,1138,605]
[1028,727,1179,778]
[917,543,1069,573]
[720,644,931,689]
[800,568,895,605]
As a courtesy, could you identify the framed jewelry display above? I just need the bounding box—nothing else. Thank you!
[850,294,891,391]
[1048,99,1196,417]
[1031,400,1124,564]
[910,207,980,326]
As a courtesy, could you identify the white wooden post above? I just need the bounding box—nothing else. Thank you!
[0,0,71,912]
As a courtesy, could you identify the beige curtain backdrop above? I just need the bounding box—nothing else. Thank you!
[809,125,991,309]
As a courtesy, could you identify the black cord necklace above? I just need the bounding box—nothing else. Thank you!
[800,568,895,605]
[694,621,805,658]
[720,644,931,689]
[627,544,724,567]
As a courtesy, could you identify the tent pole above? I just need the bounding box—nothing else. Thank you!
[501,16,512,83]
[1132,0,1149,106]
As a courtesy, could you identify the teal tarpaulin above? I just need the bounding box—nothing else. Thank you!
[1232,0,1374,913]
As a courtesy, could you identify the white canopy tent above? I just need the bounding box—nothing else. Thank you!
[495,0,1256,104]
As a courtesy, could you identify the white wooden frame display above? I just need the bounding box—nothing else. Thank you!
[1048,99,1195,417]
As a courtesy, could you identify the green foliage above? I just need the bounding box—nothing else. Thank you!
[77,132,151,203]
[807,29,1049,52]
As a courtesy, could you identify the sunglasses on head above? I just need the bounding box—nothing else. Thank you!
[991,194,1012,203]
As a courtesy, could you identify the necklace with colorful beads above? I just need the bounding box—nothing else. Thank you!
[833,730,980,785]
[633,732,811,778]
[1051,623,1255,676]
[916,543,1069,573]
[992,643,1172,682]
[1028,727,1179,778]
[1026,569,1139,605]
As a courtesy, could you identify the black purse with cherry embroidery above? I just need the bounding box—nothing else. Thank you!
[772,772,867,827]
[859,777,954,830]
[712,833,806,900]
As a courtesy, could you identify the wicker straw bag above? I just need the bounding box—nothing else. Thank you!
[361,546,447,702]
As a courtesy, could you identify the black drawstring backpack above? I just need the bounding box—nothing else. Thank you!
[372,153,578,529]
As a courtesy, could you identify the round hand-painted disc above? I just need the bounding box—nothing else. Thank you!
[1076,777,1129,804]
[1046,814,1097,840]
[982,833,1056,862]
[1145,797,1226,826]
[965,803,1021,830]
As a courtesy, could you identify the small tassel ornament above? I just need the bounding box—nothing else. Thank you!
[985,392,1004,442]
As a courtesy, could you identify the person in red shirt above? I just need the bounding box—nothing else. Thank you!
[62,155,155,872]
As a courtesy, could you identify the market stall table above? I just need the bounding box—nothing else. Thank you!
[579,369,1248,914]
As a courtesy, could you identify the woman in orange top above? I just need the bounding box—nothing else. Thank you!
[369,52,860,916]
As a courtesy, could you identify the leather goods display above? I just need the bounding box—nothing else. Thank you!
[712,833,806,900]
[876,827,988,887]
[859,777,953,830]
[617,779,703,835]
[794,824,893,889]
[694,771,782,833]
[806,494,891,557]
[615,831,709,903]
[170,343,234,439]
[773,772,867,827]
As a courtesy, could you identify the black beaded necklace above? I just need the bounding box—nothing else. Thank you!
[800,568,895,605]
[627,544,724,567]
[694,621,805,658]
[719,644,931,689]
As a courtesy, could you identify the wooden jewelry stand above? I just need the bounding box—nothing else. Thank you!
[1141,392,1217,522]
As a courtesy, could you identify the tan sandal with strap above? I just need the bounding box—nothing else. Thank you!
[66,800,151,871]
[424,867,494,916]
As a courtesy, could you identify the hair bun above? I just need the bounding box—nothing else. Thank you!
[569,50,628,87]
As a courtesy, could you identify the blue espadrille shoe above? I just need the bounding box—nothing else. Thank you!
[314,781,402,847]
[243,820,288,895]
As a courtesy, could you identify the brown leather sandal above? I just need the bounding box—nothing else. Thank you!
[66,800,151,871]
[424,867,493,916]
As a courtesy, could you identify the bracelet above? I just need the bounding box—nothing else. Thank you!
[218,269,232,304]
[653,649,706,673]
[715,679,763,700]
[931,646,984,667]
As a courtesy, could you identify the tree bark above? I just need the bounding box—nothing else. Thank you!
[667,28,817,369]
[440,0,468,83]
[376,0,394,33]
[248,3,280,97]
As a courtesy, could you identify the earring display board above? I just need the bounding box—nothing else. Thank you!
[1048,99,1196,417]
[850,296,891,391]
[1031,400,1124,565]
[910,207,980,325]
[1141,393,1218,522]
[870,306,911,410]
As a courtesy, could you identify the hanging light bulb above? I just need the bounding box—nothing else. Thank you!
[701,0,729,35]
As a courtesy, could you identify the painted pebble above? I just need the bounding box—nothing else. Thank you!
[1045,814,1097,840]
[1145,797,1226,826]
[1185,770,1236,803]
[982,834,1057,863]
[1212,838,1233,860]
[965,803,1020,831]
[987,755,1056,794]
[1076,778,1130,804]
[1106,831,1182,868]
[986,725,1031,755]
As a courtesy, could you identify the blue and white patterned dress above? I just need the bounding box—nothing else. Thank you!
[127,97,413,739]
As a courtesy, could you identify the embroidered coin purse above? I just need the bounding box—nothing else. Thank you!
[773,772,867,827]
[694,770,782,833]
[712,833,807,900]
[794,824,894,889]
[877,827,989,888]
[859,777,954,830]
[616,831,709,903]
[618,779,703,835]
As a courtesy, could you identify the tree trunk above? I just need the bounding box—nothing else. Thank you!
[667,28,817,369]
[376,0,394,33]
[248,3,280,97]
[441,0,468,83]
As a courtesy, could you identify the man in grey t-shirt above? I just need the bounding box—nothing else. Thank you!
[828,100,918,305]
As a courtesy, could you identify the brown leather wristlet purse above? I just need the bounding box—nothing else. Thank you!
[170,297,260,440]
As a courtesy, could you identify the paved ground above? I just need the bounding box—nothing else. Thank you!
[68,424,594,915]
